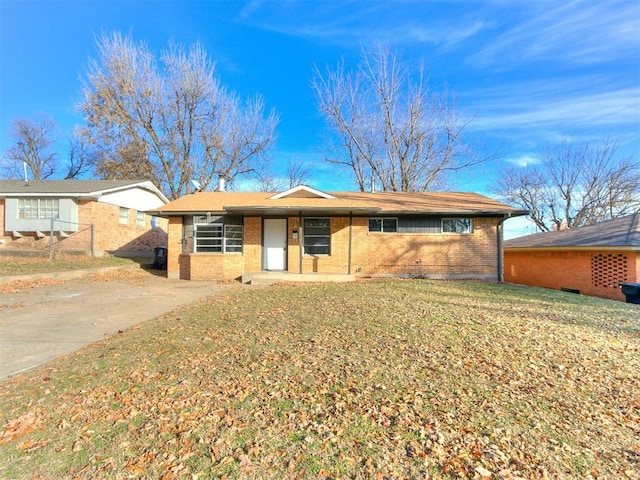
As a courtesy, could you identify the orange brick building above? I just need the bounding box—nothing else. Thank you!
[155,185,526,282]
[504,214,640,302]
[0,180,169,257]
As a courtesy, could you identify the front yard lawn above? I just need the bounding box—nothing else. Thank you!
[0,280,638,479]
[0,255,146,277]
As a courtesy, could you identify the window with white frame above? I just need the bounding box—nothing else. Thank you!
[193,216,243,253]
[442,218,472,233]
[17,198,59,219]
[303,218,330,255]
[368,217,398,233]
[136,211,145,228]
[119,207,129,225]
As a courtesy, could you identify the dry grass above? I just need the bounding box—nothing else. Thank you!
[0,280,638,479]
[0,255,147,277]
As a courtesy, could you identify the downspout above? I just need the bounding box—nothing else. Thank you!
[348,212,353,275]
[497,214,511,282]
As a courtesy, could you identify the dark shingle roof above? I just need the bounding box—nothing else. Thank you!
[0,179,151,195]
[505,213,640,248]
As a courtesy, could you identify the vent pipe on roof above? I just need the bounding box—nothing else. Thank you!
[370,177,375,193]
[22,162,29,185]
[218,175,226,192]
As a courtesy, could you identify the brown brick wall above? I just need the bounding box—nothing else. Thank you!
[350,217,499,278]
[168,214,503,281]
[286,216,500,279]
[504,249,638,302]
[0,199,4,245]
[1,199,167,257]
[169,216,262,280]
[178,253,244,281]
[167,217,184,278]
[78,201,167,256]
[244,217,262,272]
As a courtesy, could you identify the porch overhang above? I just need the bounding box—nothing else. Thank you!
[222,206,380,216]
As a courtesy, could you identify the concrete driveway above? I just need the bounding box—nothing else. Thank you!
[0,267,237,379]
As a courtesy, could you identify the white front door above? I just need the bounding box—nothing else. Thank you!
[263,218,287,271]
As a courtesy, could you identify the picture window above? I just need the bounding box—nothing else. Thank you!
[303,218,330,255]
[368,217,398,233]
[442,218,472,233]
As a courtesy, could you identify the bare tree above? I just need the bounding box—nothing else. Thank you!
[78,32,279,199]
[312,46,481,192]
[494,139,640,231]
[253,158,311,191]
[2,116,58,180]
[285,158,311,189]
[65,137,96,179]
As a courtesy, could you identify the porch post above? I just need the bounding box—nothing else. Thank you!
[348,212,353,275]
[298,212,303,274]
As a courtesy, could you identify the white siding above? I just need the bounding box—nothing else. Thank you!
[99,187,166,211]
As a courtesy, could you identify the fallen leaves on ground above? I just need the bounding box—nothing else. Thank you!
[84,266,154,285]
[0,277,64,295]
[0,280,638,479]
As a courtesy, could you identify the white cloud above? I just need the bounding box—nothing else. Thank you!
[469,0,640,67]
[235,2,488,49]
[503,215,538,240]
[506,155,540,168]
[465,84,640,133]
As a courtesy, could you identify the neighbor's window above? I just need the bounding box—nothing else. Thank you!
[119,207,129,225]
[442,218,472,233]
[136,211,145,228]
[39,199,59,219]
[368,217,398,233]
[17,199,38,219]
[17,198,59,219]
[193,217,243,253]
[303,218,330,255]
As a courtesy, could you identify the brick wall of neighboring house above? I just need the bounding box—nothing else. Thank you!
[0,198,167,257]
[77,200,167,256]
[0,198,5,246]
[504,249,638,302]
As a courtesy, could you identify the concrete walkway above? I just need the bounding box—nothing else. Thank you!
[0,267,236,379]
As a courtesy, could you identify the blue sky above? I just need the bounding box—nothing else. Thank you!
[1,1,639,236]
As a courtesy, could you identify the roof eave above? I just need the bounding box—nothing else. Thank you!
[505,245,640,251]
[379,209,528,217]
[223,206,381,215]
[0,192,101,199]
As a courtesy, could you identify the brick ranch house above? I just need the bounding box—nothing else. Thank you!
[0,180,169,257]
[153,185,526,282]
[504,213,640,302]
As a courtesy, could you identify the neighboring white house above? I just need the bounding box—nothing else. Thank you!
[0,180,169,257]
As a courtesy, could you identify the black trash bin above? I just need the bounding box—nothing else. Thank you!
[153,246,167,270]
[619,282,640,304]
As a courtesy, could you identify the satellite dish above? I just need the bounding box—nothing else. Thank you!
[189,179,202,193]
